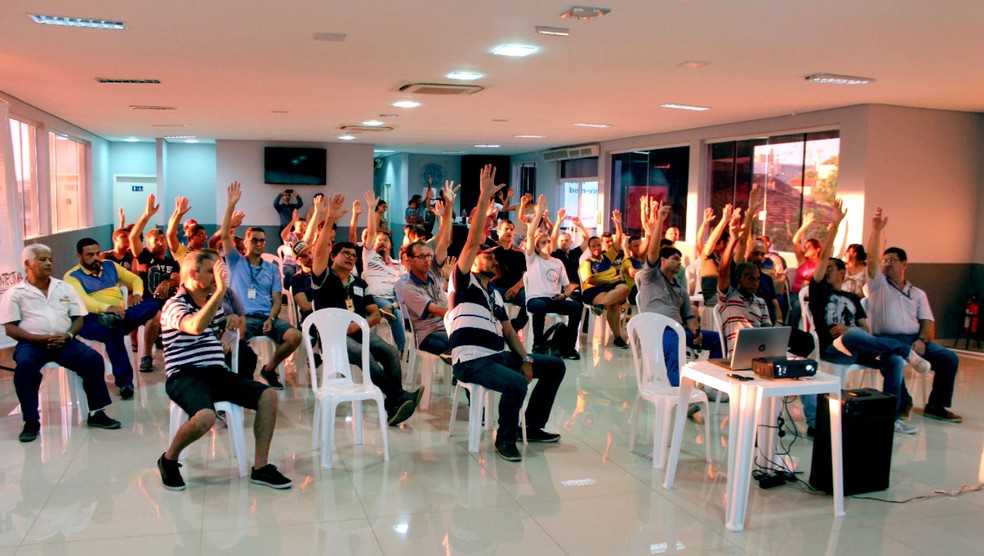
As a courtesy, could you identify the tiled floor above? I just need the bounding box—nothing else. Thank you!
[1,339,982,555]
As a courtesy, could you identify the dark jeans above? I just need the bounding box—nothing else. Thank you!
[526,297,583,352]
[452,352,566,445]
[878,333,958,409]
[13,340,112,422]
[491,284,528,330]
[346,332,406,408]
[78,298,160,388]
[419,329,450,356]
[662,328,723,386]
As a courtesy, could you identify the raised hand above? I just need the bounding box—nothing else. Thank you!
[479,164,502,197]
[431,199,446,216]
[230,210,245,229]
[352,199,363,216]
[213,258,228,293]
[871,207,888,231]
[728,207,743,237]
[485,198,498,219]
[611,209,622,227]
[534,194,547,215]
[702,207,716,224]
[327,193,347,220]
[227,181,242,206]
[144,193,160,216]
[364,190,380,210]
[831,198,847,224]
[658,202,671,220]
[441,180,460,204]
[175,196,191,217]
[556,207,567,223]
[803,212,817,228]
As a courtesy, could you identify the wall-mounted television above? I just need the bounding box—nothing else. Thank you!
[264,147,327,185]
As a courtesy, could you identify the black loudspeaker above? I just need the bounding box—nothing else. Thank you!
[809,388,896,495]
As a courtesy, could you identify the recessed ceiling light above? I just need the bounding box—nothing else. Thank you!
[361,120,385,127]
[29,14,126,29]
[805,73,874,85]
[338,134,357,141]
[660,103,710,111]
[676,60,709,69]
[446,71,485,81]
[474,144,501,148]
[514,134,545,139]
[96,78,160,84]
[559,6,611,20]
[313,32,347,42]
[393,100,421,108]
[124,137,140,143]
[535,26,570,36]
[374,149,395,154]
[573,122,612,128]
[491,44,538,57]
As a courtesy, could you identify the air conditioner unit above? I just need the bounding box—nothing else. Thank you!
[541,144,600,162]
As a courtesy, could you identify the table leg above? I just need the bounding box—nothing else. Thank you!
[756,397,780,472]
[828,389,846,517]
[662,377,694,489]
[727,384,762,532]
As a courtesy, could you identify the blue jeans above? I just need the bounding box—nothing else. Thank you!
[78,298,160,389]
[491,285,528,331]
[418,329,449,356]
[877,333,958,409]
[803,327,910,427]
[663,327,723,386]
[452,352,566,445]
[13,339,112,422]
[346,332,406,409]
[373,296,406,354]
[526,296,583,352]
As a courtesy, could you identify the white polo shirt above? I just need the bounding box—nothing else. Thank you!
[865,270,933,336]
[0,278,87,335]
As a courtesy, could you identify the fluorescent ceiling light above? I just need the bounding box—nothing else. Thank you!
[29,14,126,29]
[573,122,612,128]
[491,44,538,57]
[446,71,485,81]
[96,78,159,84]
[660,103,711,111]
[338,134,357,141]
[374,149,395,153]
[514,134,545,139]
[184,139,199,144]
[442,150,466,154]
[805,73,874,85]
[392,100,421,108]
[535,26,570,36]
[124,137,140,143]
[361,120,385,127]
[474,144,501,148]
[164,135,195,140]
[559,6,611,20]
[130,105,176,111]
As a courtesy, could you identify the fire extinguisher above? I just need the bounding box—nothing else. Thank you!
[966,295,979,334]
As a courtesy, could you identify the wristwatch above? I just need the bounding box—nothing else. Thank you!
[523,355,534,364]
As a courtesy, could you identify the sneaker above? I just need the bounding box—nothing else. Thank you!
[591,304,605,316]
[907,351,932,374]
[525,428,561,443]
[87,410,122,430]
[19,420,40,443]
[494,442,522,462]
[687,403,701,421]
[439,352,453,365]
[139,355,154,373]
[900,400,913,420]
[380,308,396,323]
[894,419,919,435]
[157,454,186,491]
[612,336,629,350]
[119,386,134,400]
[923,405,963,423]
[561,350,581,361]
[260,369,284,390]
[410,387,424,407]
[387,399,416,426]
[805,426,816,440]
[250,464,292,489]
[97,312,123,329]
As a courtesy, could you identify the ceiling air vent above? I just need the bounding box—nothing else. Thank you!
[339,124,395,133]
[398,82,484,95]
[130,105,176,111]
[542,144,600,162]
[96,78,160,84]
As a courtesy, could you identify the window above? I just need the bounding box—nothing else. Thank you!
[9,119,40,238]
[611,146,690,237]
[48,132,88,233]
[709,131,839,252]
[560,157,599,230]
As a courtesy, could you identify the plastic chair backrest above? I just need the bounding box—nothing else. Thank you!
[799,286,815,333]
[302,308,371,388]
[222,329,240,373]
[707,306,728,358]
[627,313,685,391]
[260,253,284,283]
[120,285,129,308]
[277,244,293,262]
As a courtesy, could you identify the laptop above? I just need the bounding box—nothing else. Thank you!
[709,326,792,371]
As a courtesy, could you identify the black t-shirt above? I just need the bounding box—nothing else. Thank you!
[136,250,180,299]
[311,269,373,323]
[489,245,526,290]
[101,250,134,272]
[290,270,314,320]
[808,277,866,353]
[552,247,584,286]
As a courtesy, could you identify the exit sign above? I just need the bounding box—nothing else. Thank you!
[131,185,144,192]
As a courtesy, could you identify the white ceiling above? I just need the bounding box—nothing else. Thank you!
[2,0,983,155]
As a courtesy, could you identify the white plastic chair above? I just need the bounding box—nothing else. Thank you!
[0,337,88,426]
[800,286,876,389]
[80,286,136,377]
[521,274,564,351]
[448,379,530,452]
[302,309,389,468]
[404,316,447,411]
[627,313,711,469]
[168,330,248,477]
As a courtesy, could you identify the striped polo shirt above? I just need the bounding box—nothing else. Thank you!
[161,288,228,377]
[445,266,507,365]
[716,286,772,354]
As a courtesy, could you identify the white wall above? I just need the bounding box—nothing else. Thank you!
[214,140,374,226]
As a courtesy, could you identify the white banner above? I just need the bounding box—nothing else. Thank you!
[0,100,26,347]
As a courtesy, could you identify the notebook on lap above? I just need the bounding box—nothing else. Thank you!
[709,326,792,371]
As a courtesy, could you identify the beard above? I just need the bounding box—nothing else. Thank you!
[81,259,102,272]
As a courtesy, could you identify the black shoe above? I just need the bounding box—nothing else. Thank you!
[260,369,284,390]
[139,355,154,373]
[157,453,186,491]
[97,312,123,329]
[87,410,122,430]
[250,464,292,489]
[900,400,913,420]
[561,350,581,360]
[19,420,40,443]
[525,428,561,443]
[439,352,453,365]
[612,337,629,349]
[805,426,816,440]
[388,399,416,426]
[494,442,522,462]
[591,304,605,316]
[531,344,549,355]
[409,387,424,407]
[923,405,963,423]
[119,386,134,400]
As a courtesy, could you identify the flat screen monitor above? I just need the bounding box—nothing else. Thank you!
[264,147,327,185]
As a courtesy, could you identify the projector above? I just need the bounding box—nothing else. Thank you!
[752,356,818,379]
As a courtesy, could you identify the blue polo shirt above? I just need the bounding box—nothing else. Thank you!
[225,250,281,316]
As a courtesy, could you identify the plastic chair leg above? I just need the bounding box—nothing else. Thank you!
[627,397,641,451]
[353,401,364,445]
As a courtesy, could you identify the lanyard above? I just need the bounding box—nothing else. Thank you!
[886,277,912,299]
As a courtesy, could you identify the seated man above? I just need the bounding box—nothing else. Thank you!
[523,195,581,359]
[289,241,316,323]
[636,199,722,386]
[100,226,135,271]
[447,165,566,462]
[550,210,589,302]
[65,238,160,399]
[578,220,631,348]
[2,244,122,442]
[865,208,961,423]
[362,191,407,354]
[158,250,290,490]
[166,196,209,261]
[220,182,302,390]
[620,235,646,305]
[804,200,928,435]
[488,219,529,331]
[309,195,421,426]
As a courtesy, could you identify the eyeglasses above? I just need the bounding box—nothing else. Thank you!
[249,238,267,244]
[882,257,902,264]
[337,251,357,259]
[413,253,434,260]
